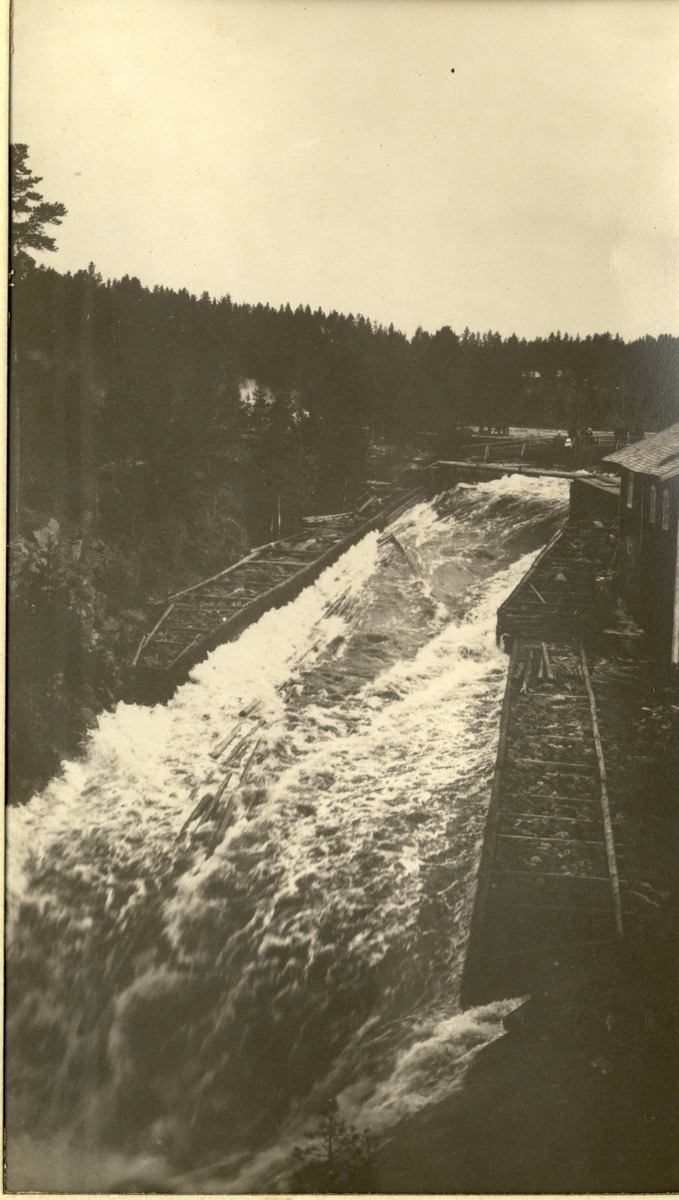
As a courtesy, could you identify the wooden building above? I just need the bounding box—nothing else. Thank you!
[569,473,620,523]
[603,423,679,668]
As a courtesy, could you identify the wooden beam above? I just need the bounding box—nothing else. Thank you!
[131,603,175,667]
[165,533,303,602]
[499,811,598,822]
[495,869,614,883]
[431,460,610,481]
[497,523,569,621]
[459,640,518,1007]
[541,642,555,680]
[579,645,624,938]
[148,487,425,683]
[498,833,612,848]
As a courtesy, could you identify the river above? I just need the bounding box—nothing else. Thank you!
[6,474,569,1193]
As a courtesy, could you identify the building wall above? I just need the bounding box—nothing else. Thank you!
[569,477,619,523]
[618,467,679,663]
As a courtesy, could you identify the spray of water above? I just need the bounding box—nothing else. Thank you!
[6,476,568,1192]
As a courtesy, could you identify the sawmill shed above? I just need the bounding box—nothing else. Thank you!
[603,423,679,668]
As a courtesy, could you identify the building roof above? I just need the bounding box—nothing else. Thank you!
[603,423,679,482]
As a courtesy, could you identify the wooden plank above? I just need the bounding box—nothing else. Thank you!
[159,487,426,680]
[520,649,534,694]
[502,798,600,810]
[500,901,622,915]
[544,644,557,686]
[521,734,591,743]
[494,869,615,883]
[579,645,624,938]
[301,511,352,521]
[432,460,597,480]
[500,811,598,822]
[498,833,613,848]
[165,532,299,602]
[459,640,519,1007]
[131,603,175,667]
[508,757,599,771]
[164,633,205,671]
[498,522,569,617]
[258,557,321,566]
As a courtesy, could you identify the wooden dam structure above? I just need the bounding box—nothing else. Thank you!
[460,487,661,1008]
[133,484,426,696]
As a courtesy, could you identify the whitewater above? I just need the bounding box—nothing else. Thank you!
[6,475,569,1193]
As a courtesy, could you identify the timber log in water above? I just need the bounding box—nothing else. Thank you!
[133,485,427,698]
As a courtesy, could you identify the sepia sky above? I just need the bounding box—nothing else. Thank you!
[11,0,679,339]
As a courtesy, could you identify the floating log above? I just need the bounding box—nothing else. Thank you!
[210,722,243,759]
[211,771,233,806]
[223,734,252,765]
[207,794,237,855]
[240,737,265,783]
[179,789,215,835]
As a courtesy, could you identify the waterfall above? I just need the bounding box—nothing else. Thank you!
[6,475,569,1193]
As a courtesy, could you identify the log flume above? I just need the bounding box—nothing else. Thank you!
[496,517,620,643]
[460,636,639,1007]
[460,512,653,1008]
[133,485,427,697]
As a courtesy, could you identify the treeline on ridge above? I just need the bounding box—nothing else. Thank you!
[12,259,679,548]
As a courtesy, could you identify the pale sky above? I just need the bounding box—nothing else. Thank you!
[11,0,679,339]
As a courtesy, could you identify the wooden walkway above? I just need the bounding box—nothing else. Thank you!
[460,639,636,1006]
[132,486,426,695]
[459,502,668,1006]
[496,518,619,645]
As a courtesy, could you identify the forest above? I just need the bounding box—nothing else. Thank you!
[8,145,679,801]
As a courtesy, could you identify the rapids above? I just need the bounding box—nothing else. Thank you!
[6,475,569,1192]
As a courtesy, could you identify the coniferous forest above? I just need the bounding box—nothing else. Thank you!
[8,146,679,801]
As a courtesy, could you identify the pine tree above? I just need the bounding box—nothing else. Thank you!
[10,143,67,276]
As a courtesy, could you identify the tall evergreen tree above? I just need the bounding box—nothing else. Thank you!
[10,143,67,277]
